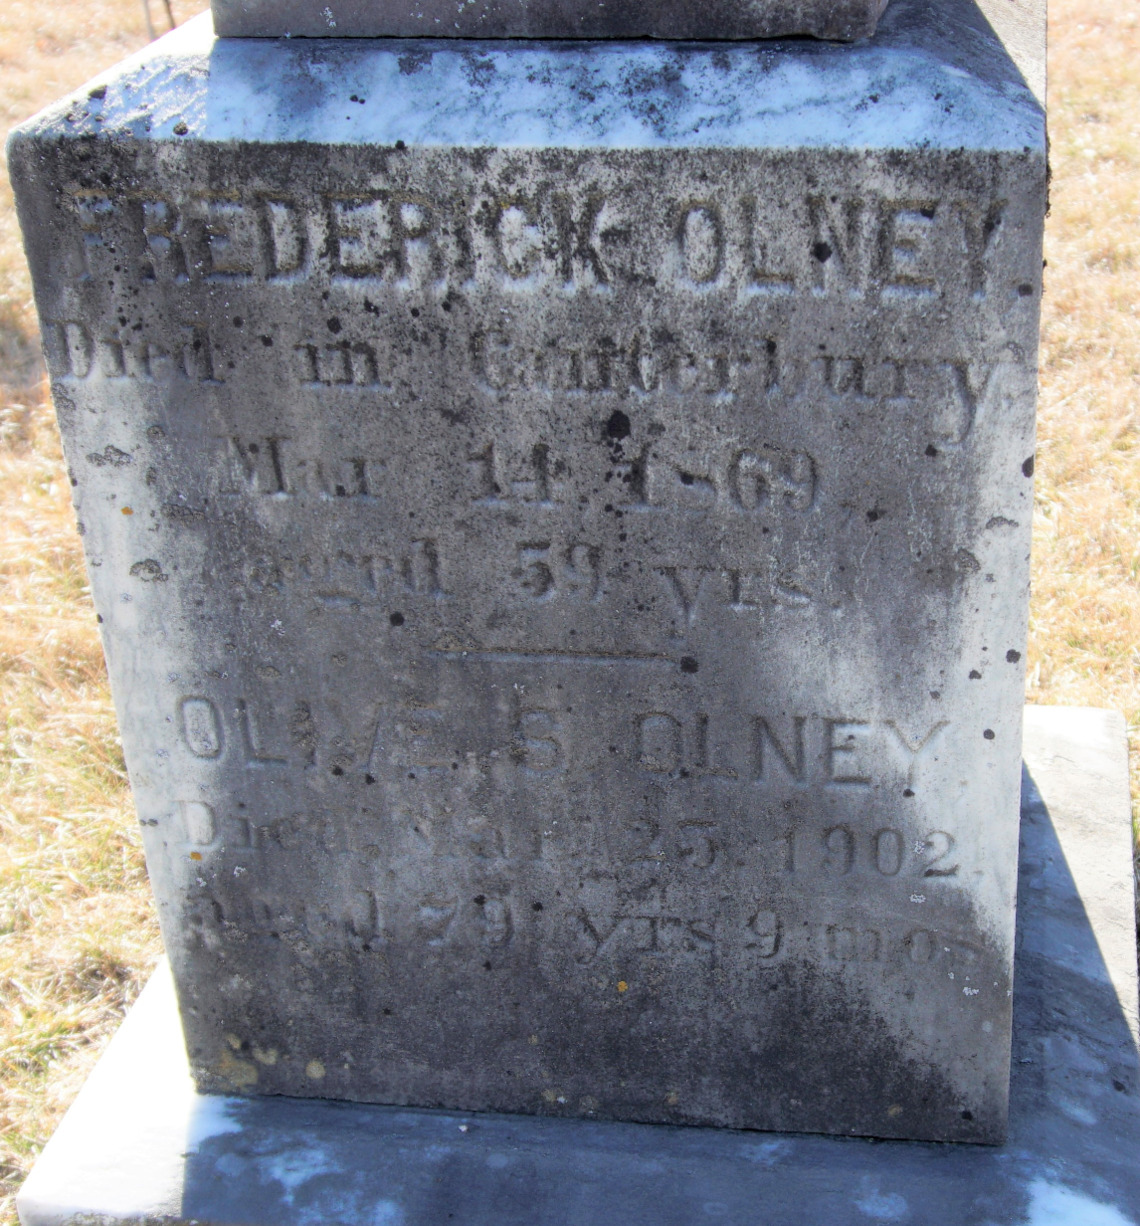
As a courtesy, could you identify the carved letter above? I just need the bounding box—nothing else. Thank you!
[676,203,724,285]
[884,720,949,787]
[880,202,938,296]
[826,720,872,785]
[515,709,565,775]
[752,716,806,782]
[808,195,869,296]
[176,800,217,847]
[181,697,223,758]
[656,566,712,633]
[639,713,682,774]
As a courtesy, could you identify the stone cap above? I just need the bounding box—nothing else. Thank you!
[210,0,892,42]
[51,0,1043,145]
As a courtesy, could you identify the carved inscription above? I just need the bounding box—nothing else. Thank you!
[295,340,388,388]
[42,319,221,383]
[231,533,813,623]
[776,827,959,878]
[68,189,1009,300]
[570,904,984,971]
[166,681,973,977]
[198,433,821,524]
[174,686,950,795]
[472,328,770,395]
[211,436,388,500]
[466,437,818,516]
[177,696,292,767]
[43,314,1013,466]
[242,542,444,606]
[655,562,812,632]
[44,306,1011,457]
[637,714,947,785]
[78,159,1027,1055]
[181,697,222,758]
[470,330,1007,449]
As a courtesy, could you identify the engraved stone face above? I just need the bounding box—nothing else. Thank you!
[8,4,1045,1143]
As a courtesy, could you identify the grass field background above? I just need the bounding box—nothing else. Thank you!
[0,0,1137,1218]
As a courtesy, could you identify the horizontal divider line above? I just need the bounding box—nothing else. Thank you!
[427,649,673,666]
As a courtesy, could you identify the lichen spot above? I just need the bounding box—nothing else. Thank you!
[528,1034,539,1045]
[306,1059,326,1081]
[189,851,202,861]
[121,506,133,515]
[215,1048,258,1089]
[665,1091,680,1106]
[542,1088,558,1103]
[887,1104,903,1118]
[617,980,629,993]
[253,1046,279,1065]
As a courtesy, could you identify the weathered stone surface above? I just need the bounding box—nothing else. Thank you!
[17,707,1140,1226]
[8,0,1045,1143]
[211,0,891,43]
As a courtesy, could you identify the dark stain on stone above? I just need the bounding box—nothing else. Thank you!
[129,558,167,582]
[398,50,432,75]
[87,444,133,467]
[290,703,318,764]
[163,503,205,522]
[606,409,631,440]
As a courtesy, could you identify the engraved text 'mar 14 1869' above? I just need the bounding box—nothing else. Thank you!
[7,19,1046,1144]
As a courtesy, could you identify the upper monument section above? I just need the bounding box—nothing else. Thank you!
[211,0,892,42]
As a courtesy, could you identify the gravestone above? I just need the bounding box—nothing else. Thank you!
[210,0,891,42]
[8,0,1046,1145]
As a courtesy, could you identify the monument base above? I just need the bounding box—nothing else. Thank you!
[17,706,1140,1226]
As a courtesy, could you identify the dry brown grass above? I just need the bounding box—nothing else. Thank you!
[0,0,1135,1219]
[1030,0,1140,823]
[0,4,202,1222]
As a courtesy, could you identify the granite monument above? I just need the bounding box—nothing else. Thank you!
[7,0,1046,1144]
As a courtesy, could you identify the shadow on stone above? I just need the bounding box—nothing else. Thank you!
[167,741,1140,1226]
